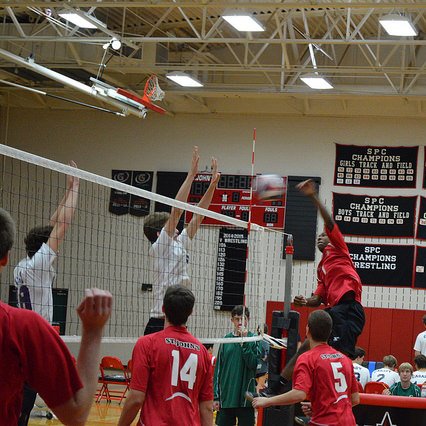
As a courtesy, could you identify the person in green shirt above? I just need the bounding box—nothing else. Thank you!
[213,305,261,426]
[383,363,421,397]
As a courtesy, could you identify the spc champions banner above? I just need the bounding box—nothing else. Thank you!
[334,144,418,188]
[333,193,416,237]
[417,197,426,240]
[348,243,414,287]
[415,246,426,289]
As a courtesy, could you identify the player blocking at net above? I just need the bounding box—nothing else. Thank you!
[13,161,80,425]
[143,146,220,335]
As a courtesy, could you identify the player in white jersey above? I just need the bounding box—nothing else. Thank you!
[14,161,79,426]
[371,355,400,387]
[352,347,370,390]
[414,315,426,356]
[412,354,426,385]
[142,147,220,335]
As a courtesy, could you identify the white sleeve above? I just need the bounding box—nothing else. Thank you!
[414,333,422,351]
[28,243,56,271]
[178,228,191,250]
[150,227,173,257]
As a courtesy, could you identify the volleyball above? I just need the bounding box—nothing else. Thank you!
[253,174,285,201]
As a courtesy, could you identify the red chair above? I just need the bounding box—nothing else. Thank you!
[97,356,130,404]
[364,381,389,394]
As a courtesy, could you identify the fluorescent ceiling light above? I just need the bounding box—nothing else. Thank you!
[300,74,333,90]
[166,72,203,87]
[58,10,106,29]
[222,15,264,32]
[379,14,417,37]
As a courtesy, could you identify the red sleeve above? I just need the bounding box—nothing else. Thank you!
[130,336,151,392]
[326,224,349,254]
[293,354,312,396]
[199,350,213,402]
[14,310,82,408]
[313,281,326,301]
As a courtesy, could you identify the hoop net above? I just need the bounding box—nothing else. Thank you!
[144,75,165,102]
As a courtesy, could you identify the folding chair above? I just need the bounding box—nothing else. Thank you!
[97,356,130,404]
[364,381,389,394]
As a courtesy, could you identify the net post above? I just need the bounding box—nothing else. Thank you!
[283,234,293,319]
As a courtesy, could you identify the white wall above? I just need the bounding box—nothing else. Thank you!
[2,108,426,344]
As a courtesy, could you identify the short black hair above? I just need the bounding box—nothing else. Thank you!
[308,310,332,342]
[354,347,365,359]
[24,225,53,258]
[414,354,426,369]
[231,305,250,319]
[163,285,195,326]
[0,208,15,259]
[143,212,170,243]
[204,343,214,350]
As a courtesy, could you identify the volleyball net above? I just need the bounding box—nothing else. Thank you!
[0,144,287,344]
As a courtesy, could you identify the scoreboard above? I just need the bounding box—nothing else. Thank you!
[185,173,287,229]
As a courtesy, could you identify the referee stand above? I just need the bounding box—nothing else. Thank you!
[262,236,300,426]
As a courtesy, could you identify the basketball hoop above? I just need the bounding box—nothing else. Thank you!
[144,75,165,102]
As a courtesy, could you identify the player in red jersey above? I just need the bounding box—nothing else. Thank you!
[0,208,112,425]
[256,179,365,397]
[118,285,213,426]
[251,310,360,426]
[293,179,364,358]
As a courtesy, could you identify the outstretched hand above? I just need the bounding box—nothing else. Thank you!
[189,146,200,178]
[252,397,268,409]
[296,179,316,197]
[67,160,79,188]
[77,288,112,332]
[210,157,220,185]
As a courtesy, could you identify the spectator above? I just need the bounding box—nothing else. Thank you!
[414,314,426,357]
[383,363,420,397]
[371,355,400,387]
[214,306,260,426]
[352,347,370,390]
[412,354,426,385]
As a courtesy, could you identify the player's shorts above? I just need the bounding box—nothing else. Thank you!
[325,300,365,359]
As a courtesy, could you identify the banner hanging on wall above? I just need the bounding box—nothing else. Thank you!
[347,243,414,287]
[333,193,416,237]
[417,197,426,240]
[334,144,418,188]
[414,246,426,289]
[109,170,153,216]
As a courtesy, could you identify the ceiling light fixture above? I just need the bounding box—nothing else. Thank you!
[58,10,106,29]
[222,15,264,32]
[166,72,203,87]
[300,74,333,90]
[379,14,417,37]
[103,38,122,50]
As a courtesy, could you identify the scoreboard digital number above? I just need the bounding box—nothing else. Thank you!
[186,174,286,229]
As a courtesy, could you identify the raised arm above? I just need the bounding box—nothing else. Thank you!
[293,294,322,307]
[48,161,80,253]
[164,146,199,238]
[296,179,334,231]
[51,288,112,425]
[187,157,220,239]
